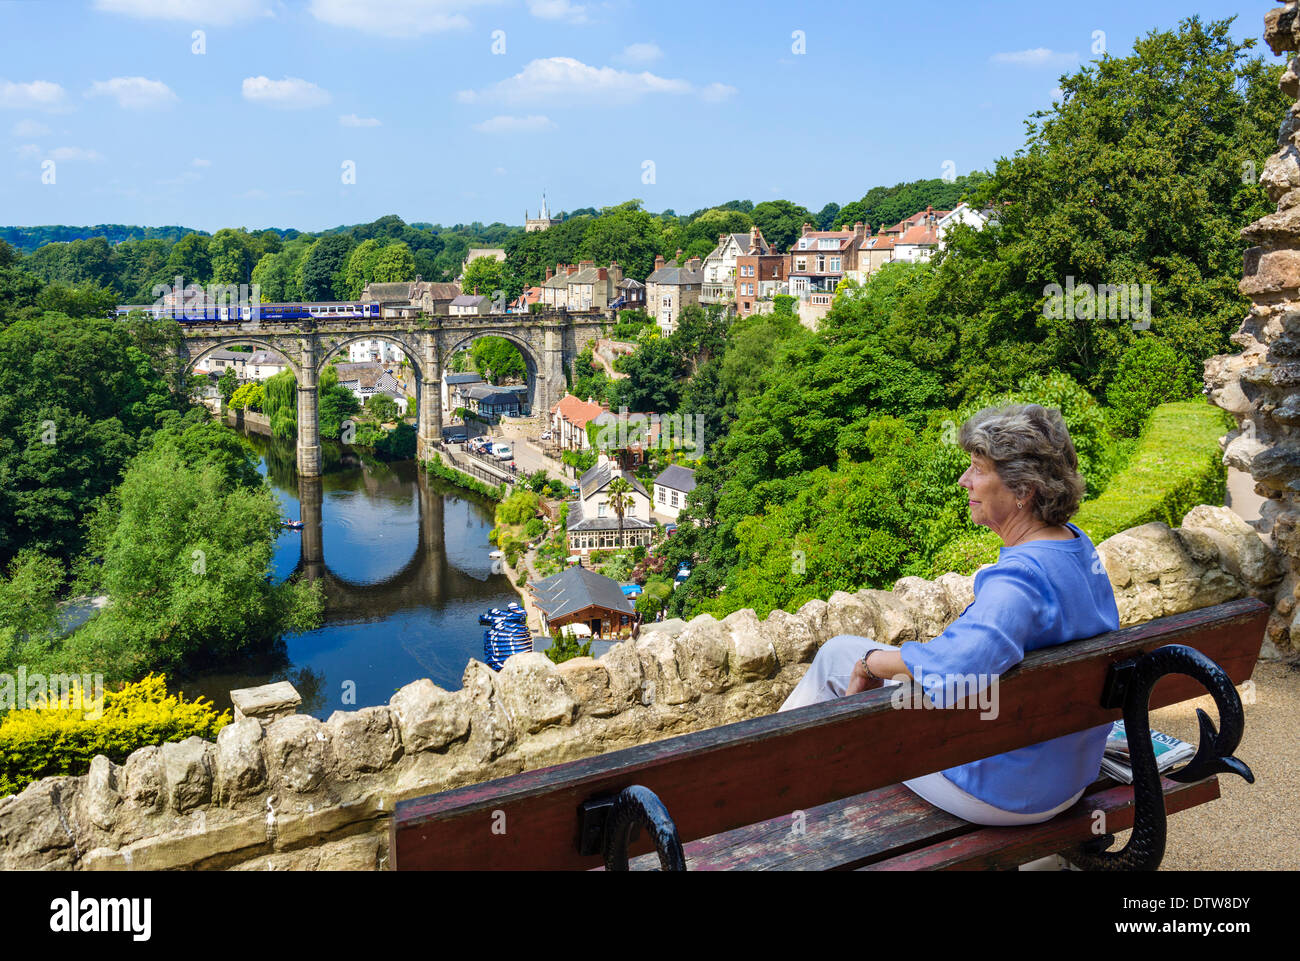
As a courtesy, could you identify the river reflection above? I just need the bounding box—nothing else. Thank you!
[173,432,520,720]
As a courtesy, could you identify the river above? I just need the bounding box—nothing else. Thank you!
[173,432,522,720]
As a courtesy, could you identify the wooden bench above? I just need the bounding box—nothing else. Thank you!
[390,597,1268,871]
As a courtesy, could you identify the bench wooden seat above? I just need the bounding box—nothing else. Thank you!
[622,776,1219,871]
[391,597,1268,871]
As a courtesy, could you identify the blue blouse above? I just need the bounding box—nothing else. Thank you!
[896,522,1120,814]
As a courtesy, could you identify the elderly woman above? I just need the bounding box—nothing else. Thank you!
[779,403,1119,827]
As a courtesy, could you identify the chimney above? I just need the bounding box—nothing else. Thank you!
[579,259,594,267]
[675,248,683,264]
[597,267,607,281]
[853,221,866,241]
[802,223,813,236]
[545,267,553,280]
[473,286,479,295]
[750,226,761,250]
[686,255,702,273]
[654,254,665,271]
[609,261,624,285]
[567,265,578,276]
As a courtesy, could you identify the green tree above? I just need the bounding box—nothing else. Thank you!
[606,476,635,554]
[1106,338,1196,435]
[217,368,239,404]
[750,200,815,252]
[163,233,212,287]
[371,241,416,285]
[471,337,526,383]
[70,441,322,677]
[299,234,356,301]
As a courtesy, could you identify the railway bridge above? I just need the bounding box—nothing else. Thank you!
[175,310,611,477]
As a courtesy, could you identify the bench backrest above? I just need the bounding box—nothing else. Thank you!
[391,597,1268,869]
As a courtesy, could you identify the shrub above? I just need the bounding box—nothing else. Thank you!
[523,518,546,540]
[496,489,540,527]
[1106,339,1196,436]
[545,632,592,665]
[0,673,230,796]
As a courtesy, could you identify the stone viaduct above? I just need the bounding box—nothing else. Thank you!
[177,311,612,476]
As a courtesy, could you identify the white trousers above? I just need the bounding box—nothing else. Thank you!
[779,635,1086,828]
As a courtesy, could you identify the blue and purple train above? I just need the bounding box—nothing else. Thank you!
[113,301,382,323]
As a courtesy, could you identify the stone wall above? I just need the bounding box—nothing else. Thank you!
[0,506,1278,870]
[1206,1,1300,655]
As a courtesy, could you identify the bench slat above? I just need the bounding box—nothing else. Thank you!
[862,776,1221,871]
[392,598,1266,870]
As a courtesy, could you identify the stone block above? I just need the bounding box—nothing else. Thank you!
[498,652,578,734]
[325,706,403,779]
[230,681,302,723]
[161,737,213,813]
[215,717,266,804]
[264,714,328,794]
[388,678,470,753]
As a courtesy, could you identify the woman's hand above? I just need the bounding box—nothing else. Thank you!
[846,654,884,696]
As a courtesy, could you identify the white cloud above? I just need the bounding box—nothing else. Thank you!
[1050,86,1064,101]
[493,166,506,175]
[618,43,663,65]
[527,0,587,23]
[88,77,178,110]
[0,80,67,111]
[309,0,499,37]
[457,57,731,106]
[160,170,202,185]
[192,157,211,167]
[11,119,51,137]
[339,113,382,127]
[699,82,737,103]
[50,146,105,162]
[991,48,1079,68]
[473,114,555,133]
[242,76,331,109]
[14,144,41,159]
[93,0,273,25]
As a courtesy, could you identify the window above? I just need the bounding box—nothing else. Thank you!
[598,503,606,517]
[670,491,679,507]
[795,258,807,271]
[830,257,841,272]
[819,238,839,250]
[658,488,666,503]
[817,256,825,272]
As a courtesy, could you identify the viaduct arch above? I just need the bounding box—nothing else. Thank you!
[175,311,609,476]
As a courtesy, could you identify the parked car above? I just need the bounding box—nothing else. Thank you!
[540,430,553,441]
[675,563,691,585]
[493,444,513,460]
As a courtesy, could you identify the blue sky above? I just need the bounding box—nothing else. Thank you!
[0,0,1272,233]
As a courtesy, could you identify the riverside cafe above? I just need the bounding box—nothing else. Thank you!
[529,566,637,640]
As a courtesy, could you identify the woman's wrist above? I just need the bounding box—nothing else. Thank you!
[861,651,881,680]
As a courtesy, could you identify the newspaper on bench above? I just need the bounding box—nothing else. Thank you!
[1099,720,1197,785]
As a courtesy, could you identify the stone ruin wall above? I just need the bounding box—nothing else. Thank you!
[1207,1,1300,653]
[0,506,1279,870]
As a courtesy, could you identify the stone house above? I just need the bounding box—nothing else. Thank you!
[645,252,704,334]
[528,566,637,639]
[332,362,409,414]
[362,278,461,317]
[449,293,492,316]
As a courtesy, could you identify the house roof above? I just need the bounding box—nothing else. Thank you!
[529,565,636,620]
[654,464,696,494]
[618,278,645,290]
[861,236,897,251]
[896,224,940,247]
[444,372,484,385]
[331,362,393,390]
[552,394,606,428]
[203,349,250,363]
[462,384,525,402]
[450,294,488,307]
[363,282,415,303]
[564,498,657,534]
[578,460,649,501]
[248,350,288,366]
[646,261,703,285]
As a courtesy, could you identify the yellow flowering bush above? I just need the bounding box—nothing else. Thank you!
[0,673,230,796]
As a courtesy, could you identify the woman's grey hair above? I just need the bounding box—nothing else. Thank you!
[958,404,1085,526]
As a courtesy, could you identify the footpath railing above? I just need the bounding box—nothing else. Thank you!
[444,446,515,488]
